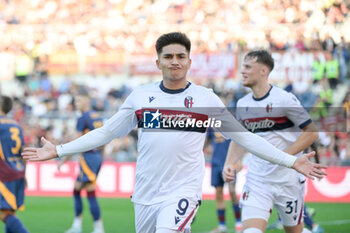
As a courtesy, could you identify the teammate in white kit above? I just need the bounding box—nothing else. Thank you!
[22,33,327,233]
[223,50,322,233]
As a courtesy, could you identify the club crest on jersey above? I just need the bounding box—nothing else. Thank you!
[242,191,249,201]
[184,96,194,108]
[266,103,273,113]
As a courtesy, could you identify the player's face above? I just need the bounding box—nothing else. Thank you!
[241,57,263,87]
[156,44,191,84]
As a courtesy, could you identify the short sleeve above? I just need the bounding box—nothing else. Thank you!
[284,92,312,129]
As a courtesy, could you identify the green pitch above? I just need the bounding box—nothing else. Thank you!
[1,197,349,233]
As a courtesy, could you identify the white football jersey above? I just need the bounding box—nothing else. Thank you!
[57,82,301,204]
[104,81,225,205]
[236,86,311,185]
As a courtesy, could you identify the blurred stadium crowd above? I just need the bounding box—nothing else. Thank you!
[0,0,350,165]
[1,0,350,53]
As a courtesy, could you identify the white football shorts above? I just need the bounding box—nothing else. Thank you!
[240,178,305,227]
[134,196,201,233]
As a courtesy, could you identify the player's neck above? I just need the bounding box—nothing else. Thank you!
[162,79,188,90]
[251,83,271,99]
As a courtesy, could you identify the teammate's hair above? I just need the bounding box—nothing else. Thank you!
[155,32,191,55]
[244,50,274,71]
[0,95,13,114]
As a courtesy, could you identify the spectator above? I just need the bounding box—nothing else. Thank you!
[325,53,339,89]
[312,57,325,84]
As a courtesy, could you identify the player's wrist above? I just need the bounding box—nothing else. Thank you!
[288,156,298,168]
[282,153,297,168]
[55,145,64,158]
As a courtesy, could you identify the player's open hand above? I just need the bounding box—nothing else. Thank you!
[22,137,58,161]
[222,164,236,183]
[292,151,328,180]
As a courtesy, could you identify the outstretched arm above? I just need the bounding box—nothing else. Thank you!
[216,113,327,180]
[230,131,327,180]
[22,126,115,161]
[222,122,325,182]
[206,90,327,180]
[22,99,138,162]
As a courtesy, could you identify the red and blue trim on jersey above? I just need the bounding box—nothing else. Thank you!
[297,203,304,225]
